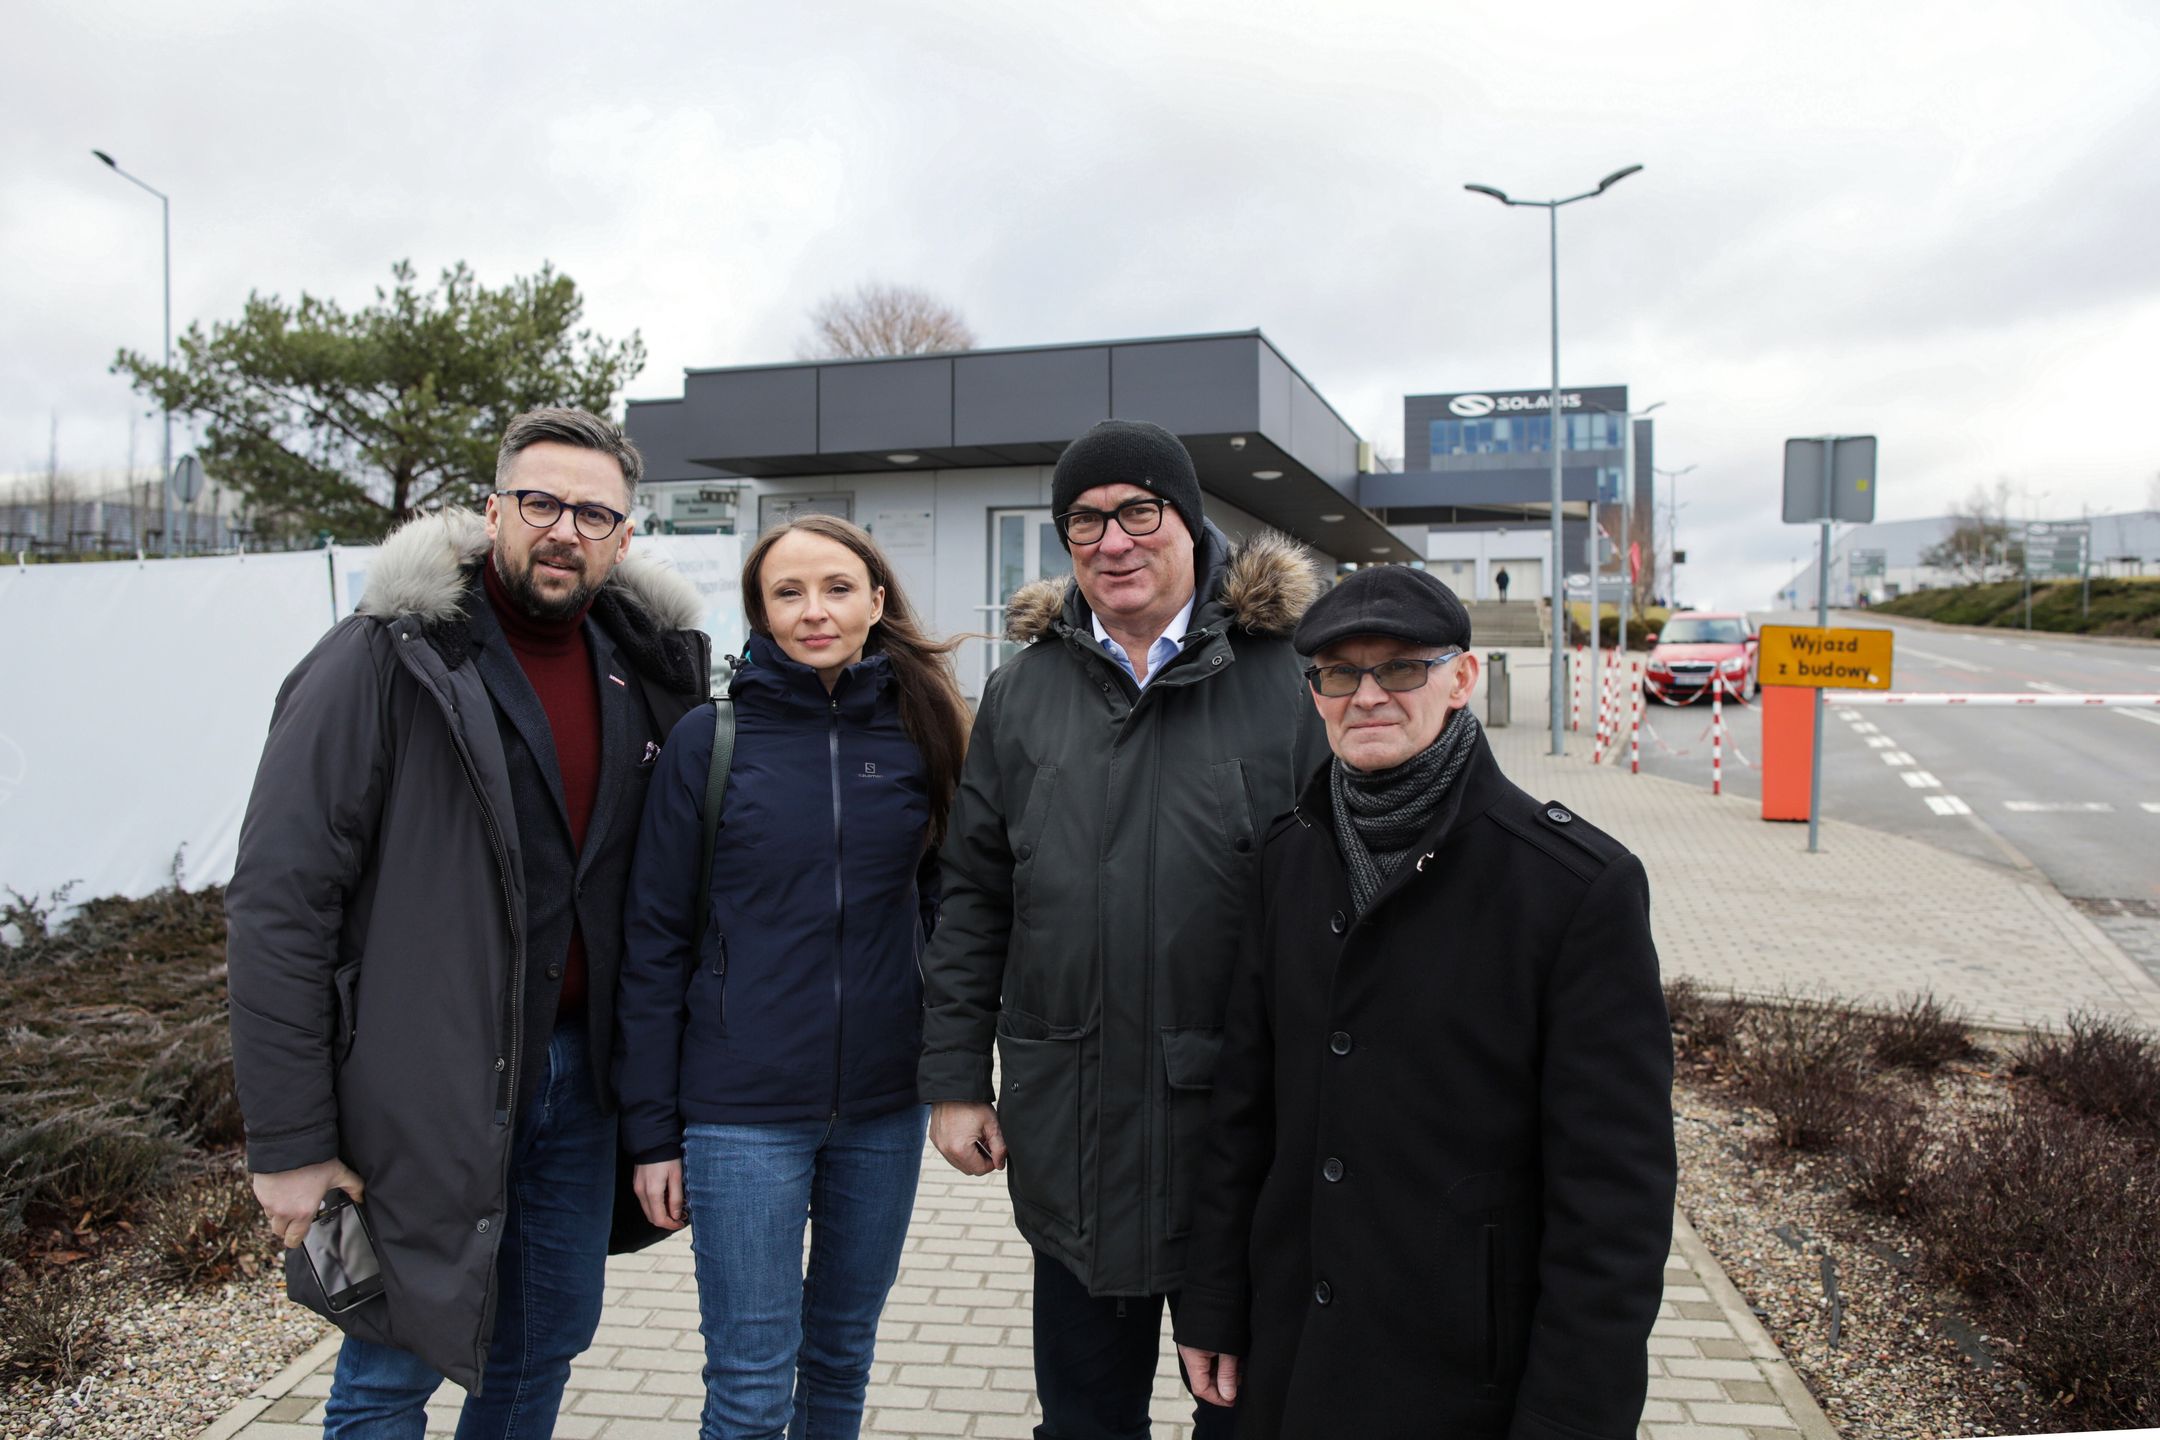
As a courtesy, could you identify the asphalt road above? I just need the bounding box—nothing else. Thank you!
[1617,613,2160,912]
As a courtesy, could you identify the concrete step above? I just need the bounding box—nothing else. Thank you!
[1463,600,1547,646]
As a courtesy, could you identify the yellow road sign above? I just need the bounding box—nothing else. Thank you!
[1759,625,1894,691]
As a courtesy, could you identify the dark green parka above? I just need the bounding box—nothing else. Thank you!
[918,523,1325,1296]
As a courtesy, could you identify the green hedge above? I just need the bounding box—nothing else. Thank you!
[1873,578,2160,638]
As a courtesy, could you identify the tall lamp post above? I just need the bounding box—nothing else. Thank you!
[93,149,172,558]
[1656,463,1696,605]
[1466,164,1644,755]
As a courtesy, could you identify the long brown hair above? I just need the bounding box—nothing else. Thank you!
[741,514,972,844]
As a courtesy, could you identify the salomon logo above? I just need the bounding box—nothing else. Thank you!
[862,762,879,776]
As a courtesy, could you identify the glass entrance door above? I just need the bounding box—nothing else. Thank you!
[989,508,1072,671]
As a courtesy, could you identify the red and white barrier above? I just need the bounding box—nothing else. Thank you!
[1710,676,1725,797]
[1570,645,1584,732]
[1822,692,2160,708]
[1628,663,1643,774]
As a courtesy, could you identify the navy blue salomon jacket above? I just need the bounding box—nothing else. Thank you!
[616,634,934,1159]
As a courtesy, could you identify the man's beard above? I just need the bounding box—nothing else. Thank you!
[496,538,600,621]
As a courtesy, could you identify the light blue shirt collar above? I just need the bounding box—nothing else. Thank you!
[1092,593,1197,688]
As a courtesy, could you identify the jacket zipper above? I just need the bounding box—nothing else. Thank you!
[404,634,526,1125]
[829,692,846,1117]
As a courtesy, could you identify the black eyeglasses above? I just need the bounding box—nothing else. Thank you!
[1303,652,1464,698]
[495,489,629,542]
[1055,498,1166,545]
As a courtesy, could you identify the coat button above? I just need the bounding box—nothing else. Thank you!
[1329,911,1347,935]
[545,964,561,980]
[1017,843,1033,861]
[1235,837,1251,853]
[1313,1280,1333,1306]
[493,1056,506,1072]
[1330,1031,1352,1056]
[1322,1157,1344,1183]
[477,1217,491,1234]
[1546,806,1573,824]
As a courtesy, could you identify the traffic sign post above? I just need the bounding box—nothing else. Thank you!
[1782,434,1879,853]
[170,455,204,557]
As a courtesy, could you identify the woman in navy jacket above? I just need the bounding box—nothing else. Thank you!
[617,515,970,1439]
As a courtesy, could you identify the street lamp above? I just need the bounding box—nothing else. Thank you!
[1656,464,1696,605]
[93,149,172,558]
[1465,164,1644,755]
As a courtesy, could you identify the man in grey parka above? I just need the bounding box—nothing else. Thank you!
[226,409,709,1436]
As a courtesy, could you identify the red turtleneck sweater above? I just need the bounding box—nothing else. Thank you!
[483,558,601,1016]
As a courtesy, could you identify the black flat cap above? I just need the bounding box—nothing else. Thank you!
[1293,565,1473,657]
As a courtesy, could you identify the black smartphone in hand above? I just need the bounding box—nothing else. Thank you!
[304,1188,385,1313]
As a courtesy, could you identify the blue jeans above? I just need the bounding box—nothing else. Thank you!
[682,1105,928,1440]
[322,1021,614,1440]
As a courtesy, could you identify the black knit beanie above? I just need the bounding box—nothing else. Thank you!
[1050,420,1204,550]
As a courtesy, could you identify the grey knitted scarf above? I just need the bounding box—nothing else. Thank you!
[1330,709,1482,918]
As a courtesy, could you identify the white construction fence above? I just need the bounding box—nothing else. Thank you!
[0,536,743,909]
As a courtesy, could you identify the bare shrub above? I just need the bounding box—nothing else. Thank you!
[1913,1098,2160,1425]
[140,1160,270,1289]
[1664,977,1744,1058]
[1865,993,1976,1072]
[2012,1012,2160,1137]
[0,1264,107,1383]
[1729,996,1868,1151]
[1840,1089,1927,1214]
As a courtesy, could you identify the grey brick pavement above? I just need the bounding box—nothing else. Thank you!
[203,645,2160,1440]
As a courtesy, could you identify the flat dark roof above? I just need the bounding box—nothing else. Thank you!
[625,331,1417,563]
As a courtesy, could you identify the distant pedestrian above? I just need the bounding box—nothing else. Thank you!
[226,409,712,1437]
[1495,565,1511,603]
[1174,564,1677,1439]
[616,515,972,1439]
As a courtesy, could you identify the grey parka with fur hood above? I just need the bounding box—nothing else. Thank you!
[224,510,710,1389]
[918,522,1327,1297]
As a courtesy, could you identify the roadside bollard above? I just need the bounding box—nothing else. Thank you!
[1711,675,1725,797]
[1629,680,1642,774]
[1571,645,1583,732]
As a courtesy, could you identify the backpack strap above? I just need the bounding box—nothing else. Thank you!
[693,688,737,951]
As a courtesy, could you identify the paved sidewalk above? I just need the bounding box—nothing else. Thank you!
[207,1179,1833,1440]
[205,646,2160,1440]
[1487,651,2160,1033]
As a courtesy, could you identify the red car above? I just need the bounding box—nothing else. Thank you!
[1644,611,1758,704]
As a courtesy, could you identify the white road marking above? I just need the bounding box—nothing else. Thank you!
[2017,643,2039,652]
[1833,709,1859,721]
[2118,709,2160,728]
[1925,795,1972,816]
[1900,646,1987,673]
[2142,803,2160,814]
[2025,680,2074,694]
[1865,735,1894,749]
[2004,800,2115,813]
[1852,722,1881,735]
[1901,770,1941,789]
[1882,752,1915,766]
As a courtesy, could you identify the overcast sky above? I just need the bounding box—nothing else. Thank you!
[6,0,2157,607]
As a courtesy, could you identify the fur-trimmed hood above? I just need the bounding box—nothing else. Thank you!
[1004,526,1322,645]
[356,508,711,697]
[356,508,705,631]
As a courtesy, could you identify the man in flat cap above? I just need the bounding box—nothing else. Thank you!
[920,419,1326,1437]
[1172,565,1676,1440]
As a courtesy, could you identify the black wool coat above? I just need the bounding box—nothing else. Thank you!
[1174,729,1676,1440]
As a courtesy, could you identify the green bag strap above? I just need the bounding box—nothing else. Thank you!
[693,691,736,951]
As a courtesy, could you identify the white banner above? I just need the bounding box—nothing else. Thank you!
[0,534,742,909]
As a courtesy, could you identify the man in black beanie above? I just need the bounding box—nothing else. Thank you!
[1172,564,1676,1440]
[921,418,1329,1438]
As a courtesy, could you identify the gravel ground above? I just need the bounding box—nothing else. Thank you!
[1673,1066,2063,1440]
[0,1259,328,1440]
